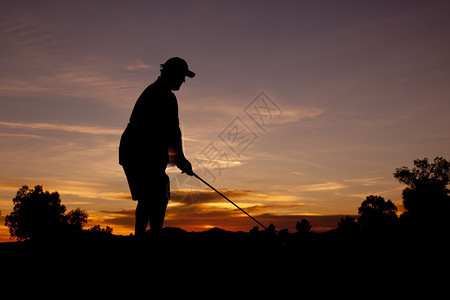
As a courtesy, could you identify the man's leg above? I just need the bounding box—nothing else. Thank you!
[149,174,170,233]
[132,171,169,237]
[122,165,148,238]
[135,200,149,238]
[148,197,169,233]
[135,197,168,236]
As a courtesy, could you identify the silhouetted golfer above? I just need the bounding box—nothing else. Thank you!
[119,57,195,239]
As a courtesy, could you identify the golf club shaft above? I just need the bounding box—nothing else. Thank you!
[193,172,267,230]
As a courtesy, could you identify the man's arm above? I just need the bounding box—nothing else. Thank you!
[169,97,193,175]
[171,127,193,175]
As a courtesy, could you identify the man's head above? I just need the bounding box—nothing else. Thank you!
[160,57,195,91]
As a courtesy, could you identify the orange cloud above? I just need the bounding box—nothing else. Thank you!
[170,188,263,205]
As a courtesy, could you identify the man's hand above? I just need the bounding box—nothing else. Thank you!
[177,157,194,176]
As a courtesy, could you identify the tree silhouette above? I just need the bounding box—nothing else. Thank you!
[249,226,259,234]
[394,157,450,232]
[265,223,276,235]
[337,216,359,234]
[88,224,113,237]
[4,185,88,240]
[358,195,398,234]
[296,219,312,235]
[66,208,89,233]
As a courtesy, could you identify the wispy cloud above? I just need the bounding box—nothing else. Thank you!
[343,177,385,186]
[271,107,323,125]
[125,61,154,71]
[298,182,348,192]
[0,132,56,141]
[0,121,122,135]
[0,18,144,104]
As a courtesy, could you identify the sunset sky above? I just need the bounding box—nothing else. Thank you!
[1,0,450,241]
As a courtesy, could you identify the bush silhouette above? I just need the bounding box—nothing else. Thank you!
[4,185,88,240]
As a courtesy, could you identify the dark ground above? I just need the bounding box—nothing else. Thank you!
[1,227,446,292]
[1,226,443,264]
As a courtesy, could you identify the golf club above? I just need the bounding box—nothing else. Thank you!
[192,172,267,230]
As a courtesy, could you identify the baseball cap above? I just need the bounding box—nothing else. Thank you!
[161,57,195,78]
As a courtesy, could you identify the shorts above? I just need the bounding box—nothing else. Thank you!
[122,165,170,201]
